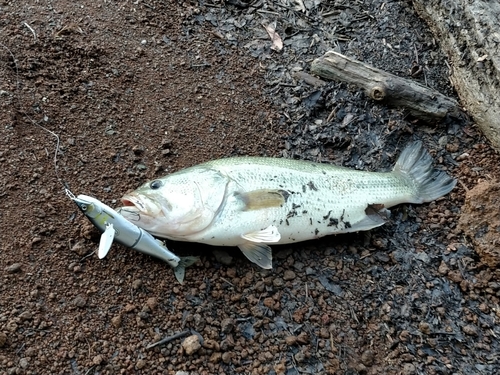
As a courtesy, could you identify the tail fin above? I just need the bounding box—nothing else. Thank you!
[393,141,456,203]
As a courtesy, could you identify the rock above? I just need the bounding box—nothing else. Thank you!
[209,352,222,363]
[111,315,122,328]
[272,277,284,287]
[220,318,234,334]
[71,241,88,256]
[182,334,201,355]
[297,332,309,344]
[221,351,232,364]
[135,359,146,369]
[458,181,500,267]
[146,297,158,310]
[361,349,375,366]
[402,363,416,375]
[438,261,449,275]
[213,249,233,266]
[72,295,87,308]
[92,354,104,365]
[283,270,296,281]
[19,358,28,369]
[132,279,143,289]
[124,304,136,313]
[18,311,32,321]
[0,332,7,347]
[5,263,21,273]
[285,336,297,346]
[462,324,478,336]
[294,350,306,363]
[418,322,432,335]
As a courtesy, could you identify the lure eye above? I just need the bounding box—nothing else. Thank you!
[80,204,87,211]
[150,180,163,190]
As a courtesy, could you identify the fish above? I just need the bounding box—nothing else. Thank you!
[119,141,456,269]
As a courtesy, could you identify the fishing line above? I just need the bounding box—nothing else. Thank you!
[1,41,72,194]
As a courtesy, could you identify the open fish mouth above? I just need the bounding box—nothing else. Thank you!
[121,195,144,211]
[121,193,162,215]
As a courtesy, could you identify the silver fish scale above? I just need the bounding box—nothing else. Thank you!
[197,157,416,244]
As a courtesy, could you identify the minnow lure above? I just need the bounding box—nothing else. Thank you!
[68,191,196,283]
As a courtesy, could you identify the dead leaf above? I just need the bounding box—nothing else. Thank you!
[262,22,283,52]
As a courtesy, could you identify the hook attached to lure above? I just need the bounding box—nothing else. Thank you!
[67,190,196,283]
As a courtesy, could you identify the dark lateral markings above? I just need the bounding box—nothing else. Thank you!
[315,228,319,235]
[307,181,318,191]
[323,210,332,220]
[327,217,339,227]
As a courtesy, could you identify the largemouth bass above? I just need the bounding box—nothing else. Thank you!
[120,141,456,269]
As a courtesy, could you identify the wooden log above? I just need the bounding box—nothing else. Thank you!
[412,0,500,151]
[310,51,463,122]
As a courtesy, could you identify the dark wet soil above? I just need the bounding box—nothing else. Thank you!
[1,1,499,374]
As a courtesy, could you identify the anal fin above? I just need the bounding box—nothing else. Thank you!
[238,243,273,269]
[345,204,390,233]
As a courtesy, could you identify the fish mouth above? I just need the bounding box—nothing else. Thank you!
[121,193,162,216]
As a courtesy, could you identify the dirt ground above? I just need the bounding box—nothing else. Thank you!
[1,0,499,374]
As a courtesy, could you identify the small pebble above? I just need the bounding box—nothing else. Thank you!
[418,322,432,335]
[213,249,233,266]
[221,351,232,364]
[136,359,146,369]
[146,297,158,310]
[462,324,478,336]
[297,332,309,344]
[0,332,7,347]
[283,270,296,281]
[209,352,222,363]
[272,277,284,287]
[19,311,32,321]
[285,336,297,346]
[92,355,104,365]
[361,349,375,366]
[111,315,122,328]
[72,295,87,308]
[5,263,21,273]
[182,334,201,355]
[124,304,136,313]
[71,241,87,256]
[132,279,143,289]
[438,261,449,275]
[220,318,234,334]
[403,363,416,375]
[294,350,306,363]
[19,358,29,369]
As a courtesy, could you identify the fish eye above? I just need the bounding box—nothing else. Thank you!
[150,180,163,190]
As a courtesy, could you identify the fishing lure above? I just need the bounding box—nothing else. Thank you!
[67,190,196,283]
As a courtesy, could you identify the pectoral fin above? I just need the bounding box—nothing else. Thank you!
[98,223,115,259]
[238,243,273,269]
[237,189,288,210]
[241,225,281,243]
